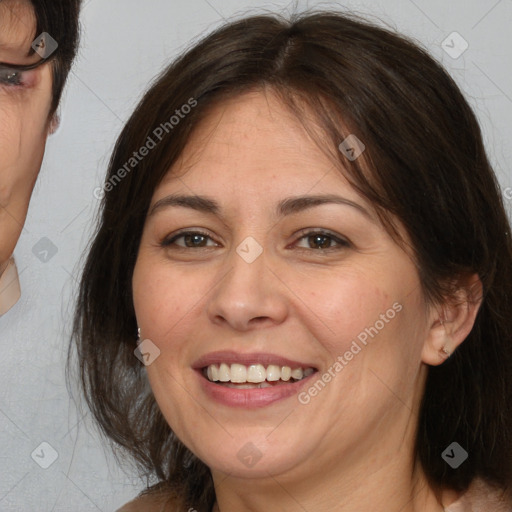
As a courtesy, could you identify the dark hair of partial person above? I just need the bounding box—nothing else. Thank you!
[68,9,512,511]
[30,0,82,115]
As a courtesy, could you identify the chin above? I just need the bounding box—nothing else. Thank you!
[193,434,310,480]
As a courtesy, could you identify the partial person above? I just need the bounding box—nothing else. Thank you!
[0,0,81,315]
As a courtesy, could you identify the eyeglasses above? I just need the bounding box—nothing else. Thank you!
[0,51,57,73]
[0,33,60,73]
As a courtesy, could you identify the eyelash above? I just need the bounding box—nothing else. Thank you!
[0,68,25,87]
[161,229,350,252]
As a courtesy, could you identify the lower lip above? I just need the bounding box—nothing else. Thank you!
[196,370,317,408]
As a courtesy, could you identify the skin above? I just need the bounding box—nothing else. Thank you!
[0,0,55,277]
[132,89,481,512]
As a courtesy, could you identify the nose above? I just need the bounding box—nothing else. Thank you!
[205,243,289,332]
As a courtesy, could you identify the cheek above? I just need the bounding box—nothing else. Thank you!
[0,108,23,156]
[0,104,48,166]
[292,269,394,355]
[132,257,205,343]
[292,266,426,389]
[133,261,201,431]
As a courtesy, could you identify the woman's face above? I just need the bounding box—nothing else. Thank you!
[0,0,53,269]
[132,90,438,482]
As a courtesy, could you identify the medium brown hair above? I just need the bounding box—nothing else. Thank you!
[70,10,512,511]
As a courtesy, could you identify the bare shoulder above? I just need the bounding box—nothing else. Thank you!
[116,492,178,512]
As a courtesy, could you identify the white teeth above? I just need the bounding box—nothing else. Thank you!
[281,366,291,381]
[207,364,220,381]
[247,364,266,383]
[291,368,303,380]
[230,363,247,383]
[266,364,281,381]
[218,363,230,382]
[203,363,315,384]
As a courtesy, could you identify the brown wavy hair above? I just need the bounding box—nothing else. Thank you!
[69,10,512,511]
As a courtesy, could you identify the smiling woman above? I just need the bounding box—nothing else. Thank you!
[71,10,512,512]
[0,0,81,315]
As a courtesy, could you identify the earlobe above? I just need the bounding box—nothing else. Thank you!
[48,112,60,135]
[422,274,483,366]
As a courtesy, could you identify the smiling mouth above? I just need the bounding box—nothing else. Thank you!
[201,363,317,389]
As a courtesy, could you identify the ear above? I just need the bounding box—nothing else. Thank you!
[422,273,483,366]
[47,112,60,135]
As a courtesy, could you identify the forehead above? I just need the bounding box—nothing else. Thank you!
[169,90,339,182]
[154,90,377,217]
[0,0,38,63]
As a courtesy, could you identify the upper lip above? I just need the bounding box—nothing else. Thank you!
[192,351,317,370]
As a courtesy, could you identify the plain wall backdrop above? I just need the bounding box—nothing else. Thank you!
[0,0,511,510]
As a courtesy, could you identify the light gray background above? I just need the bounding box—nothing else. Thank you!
[0,0,511,510]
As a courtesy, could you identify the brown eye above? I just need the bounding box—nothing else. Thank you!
[0,68,23,86]
[308,234,333,249]
[295,230,350,251]
[161,231,218,249]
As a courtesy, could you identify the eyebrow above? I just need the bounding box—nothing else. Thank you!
[149,193,372,219]
[0,39,32,55]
